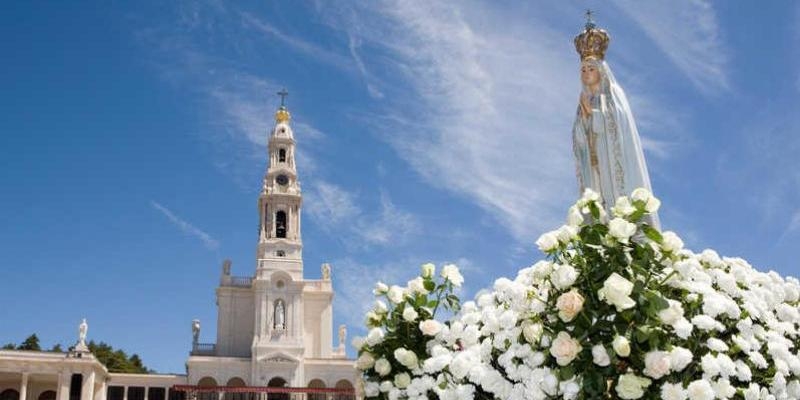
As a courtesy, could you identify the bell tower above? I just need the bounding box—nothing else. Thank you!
[256,89,303,280]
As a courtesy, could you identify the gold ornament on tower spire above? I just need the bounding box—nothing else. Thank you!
[275,88,291,123]
[574,10,610,61]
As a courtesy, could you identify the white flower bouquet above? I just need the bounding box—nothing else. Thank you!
[355,189,800,400]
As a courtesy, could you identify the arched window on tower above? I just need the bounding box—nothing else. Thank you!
[276,211,287,238]
[278,148,286,162]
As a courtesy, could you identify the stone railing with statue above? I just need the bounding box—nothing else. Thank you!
[221,276,253,288]
[190,342,216,356]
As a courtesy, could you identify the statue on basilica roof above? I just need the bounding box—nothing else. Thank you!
[572,11,660,229]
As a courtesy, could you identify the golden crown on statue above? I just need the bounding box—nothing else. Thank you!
[574,10,610,61]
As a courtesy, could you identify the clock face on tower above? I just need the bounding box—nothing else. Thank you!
[276,174,289,186]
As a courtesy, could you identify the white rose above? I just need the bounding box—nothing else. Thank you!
[661,231,684,253]
[393,348,419,369]
[441,264,464,287]
[355,352,375,370]
[612,335,631,357]
[646,196,661,213]
[531,261,554,281]
[351,336,365,351]
[364,382,380,397]
[364,311,383,327]
[394,373,411,389]
[660,382,687,400]
[407,277,428,295]
[567,205,584,226]
[420,262,435,278]
[712,379,735,399]
[658,299,684,325]
[643,351,671,379]
[616,373,651,399]
[556,289,585,322]
[549,331,581,366]
[608,218,637,243]
[631,188,660,213]
[402,307,418,322]
[374,357,392,376]
[560,379,580,400]
[612,196,636,217]
[672,318,693,339]
[581,188,601,203]
[551,264,579,290]
[365,328,384,346]
[522,321,543,344]
[742,383,760,400]
[669,347,693,372]
[556,224,579,243]
[598,273,636,311]
[373,281,389,295]
[419,319,442,336]
[379,381,392,393]
[387,285,405,304]
[686,380,714,400]
[536,231,560,252]
[787,380,800,398]
[373,300,388,314]
[592,344,611,366]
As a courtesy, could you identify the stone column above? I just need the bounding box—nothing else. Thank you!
[94,380,106,400]
[19,372,29,400]
[81,372,95,400]
[57,372,71,400]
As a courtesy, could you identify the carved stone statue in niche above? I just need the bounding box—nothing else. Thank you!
[274,300,286,330]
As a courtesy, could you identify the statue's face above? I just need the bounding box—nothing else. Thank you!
[580,61,601,87]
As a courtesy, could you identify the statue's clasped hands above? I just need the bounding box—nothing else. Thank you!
[579,91,592,119]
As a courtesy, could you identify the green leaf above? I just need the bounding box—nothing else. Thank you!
[423,280,436,291]
[589,202,600,220]
[559,366,575,380]
[642,225,663,243]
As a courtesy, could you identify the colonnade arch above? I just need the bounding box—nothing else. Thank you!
[306,379,325,400]
[0,389,19,400]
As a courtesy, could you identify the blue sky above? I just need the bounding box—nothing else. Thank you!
[1,1,799,374]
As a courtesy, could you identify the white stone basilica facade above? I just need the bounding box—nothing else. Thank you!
[0,100,358,400]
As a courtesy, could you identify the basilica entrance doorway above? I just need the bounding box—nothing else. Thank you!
[265,378,286,400]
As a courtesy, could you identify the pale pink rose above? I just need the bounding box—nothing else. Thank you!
[556,290,585,322]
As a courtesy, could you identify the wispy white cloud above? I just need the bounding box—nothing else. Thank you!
[138,8,328,188]
[613,0,729,95]
[305,180,420,247]
[150,201,220,250]
[359,191,419,245]
[321,2,580,241]
[304,181,360,224]
[240,12,353,73]
[779,210,800,241]
[347,33,385,99]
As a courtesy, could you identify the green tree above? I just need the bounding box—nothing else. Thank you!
[87,341,151,373]
[2,335,151,373]
[18,334,41,351]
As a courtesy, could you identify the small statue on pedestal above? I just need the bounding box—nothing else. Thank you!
[192,319,200,344]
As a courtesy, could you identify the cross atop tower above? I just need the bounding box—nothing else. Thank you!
[277,88,289,107]
[585,9,596,29]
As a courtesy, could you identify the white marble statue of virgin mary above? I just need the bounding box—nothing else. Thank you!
[572,17,660,229]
